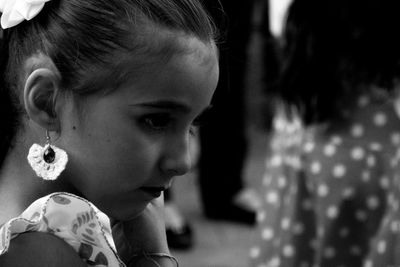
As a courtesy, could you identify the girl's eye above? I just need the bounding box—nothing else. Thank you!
[189,116,207,136]
[189,125,198,136]
[139,114,172,132]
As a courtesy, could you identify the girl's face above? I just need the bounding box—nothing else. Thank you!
[57,37,219,220]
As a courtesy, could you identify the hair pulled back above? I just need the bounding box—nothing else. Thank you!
[275,0,400,124]
[0,0,217,166]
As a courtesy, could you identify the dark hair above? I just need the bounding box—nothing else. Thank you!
[274,0,400,124]
[0,0,217,165]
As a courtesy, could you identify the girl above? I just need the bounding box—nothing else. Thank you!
[0,0,219,266]
[250,0,400,266]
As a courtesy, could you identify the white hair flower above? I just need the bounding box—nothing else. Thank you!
[0,0,51,29]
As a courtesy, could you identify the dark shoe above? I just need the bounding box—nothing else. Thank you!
[204,204,256,225]
[166,224,193,250]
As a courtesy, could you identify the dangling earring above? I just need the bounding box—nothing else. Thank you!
[27,130,68,181]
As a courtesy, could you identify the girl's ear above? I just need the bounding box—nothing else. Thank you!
[23,67,61,132]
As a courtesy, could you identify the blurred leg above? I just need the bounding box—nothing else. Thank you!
[198,0,256,224]
[164,189,193,250]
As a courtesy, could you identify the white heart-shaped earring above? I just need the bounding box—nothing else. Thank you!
[27,130,68,181]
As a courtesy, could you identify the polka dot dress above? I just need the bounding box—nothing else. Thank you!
[364,150,400,267]
[250,95,400,267]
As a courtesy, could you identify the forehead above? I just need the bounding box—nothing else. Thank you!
[88,30,217,94]
[111,36,218,106]
[127,35,217,89]
[179,36,218,67]
[119,29,217,74]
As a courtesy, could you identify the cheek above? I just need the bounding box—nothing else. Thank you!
[69,139,159,208]
[88,133,160,185]
[61,107,161,189]
[112,148,157,181]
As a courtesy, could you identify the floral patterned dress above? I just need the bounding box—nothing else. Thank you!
[0,192,125,266]
[249,94,400,267]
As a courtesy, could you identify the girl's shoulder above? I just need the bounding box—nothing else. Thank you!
[0,192,125,267]
[0,231,86,266]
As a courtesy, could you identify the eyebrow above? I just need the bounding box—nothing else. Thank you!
[131,101,191,113]
[196,104,213,118]
[131,101,213,116]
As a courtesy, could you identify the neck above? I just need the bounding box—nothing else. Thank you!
[0,133,69,224]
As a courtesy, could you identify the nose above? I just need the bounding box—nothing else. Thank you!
[160,135,192,177]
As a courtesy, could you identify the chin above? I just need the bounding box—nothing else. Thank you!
[109,202,149,222]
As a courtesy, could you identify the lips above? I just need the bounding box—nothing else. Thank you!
[140,187,166,198]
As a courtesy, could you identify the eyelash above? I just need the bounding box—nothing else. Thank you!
[190,118,205,136]
[139,114,203,136]
[140,114,170,132]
